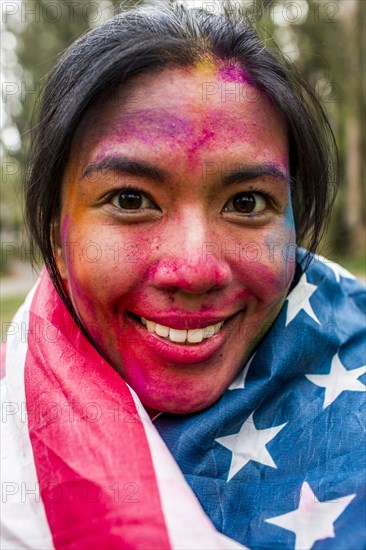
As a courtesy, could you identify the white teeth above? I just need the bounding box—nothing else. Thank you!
[214,322,223,334]
[145,319,155,333]
[169,328,188,343]
[203,325,215,338]
[187,328,204,343]
[139,316,224,344]
[155,324,170,337]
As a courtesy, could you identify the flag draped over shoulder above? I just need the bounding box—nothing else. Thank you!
[155,252,366,550]
[1,250,365,550]
[1,270,244,550]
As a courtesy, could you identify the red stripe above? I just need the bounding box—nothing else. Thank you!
[24,271,171,549]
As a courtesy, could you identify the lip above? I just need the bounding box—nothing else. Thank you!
[125,310,242,364]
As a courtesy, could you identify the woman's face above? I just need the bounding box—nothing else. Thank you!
[55,64,296,415]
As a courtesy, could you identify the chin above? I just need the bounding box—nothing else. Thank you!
[140,385,227,416]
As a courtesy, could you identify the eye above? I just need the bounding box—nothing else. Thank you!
[111,188,155,210]
[223,192,267,214]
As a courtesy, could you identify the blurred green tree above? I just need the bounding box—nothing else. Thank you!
[253,0,365,261]
[279,0,364,259]
[1,0,133,268]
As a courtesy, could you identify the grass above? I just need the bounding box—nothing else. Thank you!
[1,294,26,343]
[334,255,366,277]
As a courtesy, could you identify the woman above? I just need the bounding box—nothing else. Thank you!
[1,3,365,549]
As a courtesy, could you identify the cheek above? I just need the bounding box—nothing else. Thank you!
[60,220,152,312]
[263,214,296,291]
[235,218,296,299]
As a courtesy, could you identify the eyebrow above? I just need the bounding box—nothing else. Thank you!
[221,164,290,186]
[82,157,289,186]
[82,158,166,182]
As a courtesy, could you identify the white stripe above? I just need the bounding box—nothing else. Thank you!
[128,386,247,550]
[1,282,54,550]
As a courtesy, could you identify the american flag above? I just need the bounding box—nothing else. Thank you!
[1,250,365,549]
[155,250,366,549]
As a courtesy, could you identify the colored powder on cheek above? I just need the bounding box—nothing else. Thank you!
[255,265,282,288]
[61,215,70,243]
[59,215,98,316]
[284,207,296,231]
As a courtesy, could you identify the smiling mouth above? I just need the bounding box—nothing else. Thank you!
[131,314,227,345]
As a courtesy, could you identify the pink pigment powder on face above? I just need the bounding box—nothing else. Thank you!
[187,128,216,166]
[60,214,70,244]
[218,64,253,86]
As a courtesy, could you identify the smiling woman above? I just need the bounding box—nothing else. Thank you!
[54,67,294,416]
[1,2,365,550]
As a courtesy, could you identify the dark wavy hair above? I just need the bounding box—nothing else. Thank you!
[24,1,339,314]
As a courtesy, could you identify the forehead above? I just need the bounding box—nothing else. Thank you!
[70,64,288,171]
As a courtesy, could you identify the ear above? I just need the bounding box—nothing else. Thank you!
[51,221,68,282]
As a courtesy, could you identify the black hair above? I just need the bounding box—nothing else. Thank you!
[24,1,339,314]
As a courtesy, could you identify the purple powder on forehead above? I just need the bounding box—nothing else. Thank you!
[110,111,194,144]
[218,65,254,86]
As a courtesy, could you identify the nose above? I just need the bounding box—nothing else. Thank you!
[149,212,232,295]
[151,258,232,295]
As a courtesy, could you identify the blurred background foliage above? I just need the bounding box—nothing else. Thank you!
[1,0,365,282]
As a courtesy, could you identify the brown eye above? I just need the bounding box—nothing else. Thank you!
[233,193,255,213]
[118,191,142,209]
[112,188,155,210]
[224,192,267,214]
